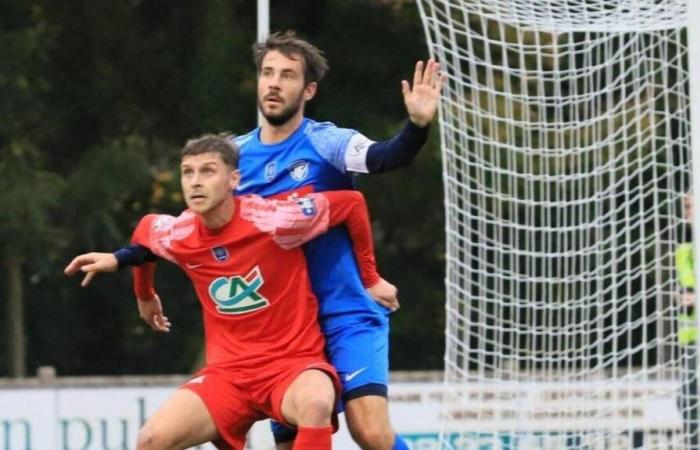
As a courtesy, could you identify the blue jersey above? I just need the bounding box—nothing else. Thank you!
[234,118,387,331]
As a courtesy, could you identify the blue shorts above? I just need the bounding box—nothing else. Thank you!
[271,318,390,443]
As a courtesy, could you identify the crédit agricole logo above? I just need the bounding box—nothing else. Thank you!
[208,266,269,314]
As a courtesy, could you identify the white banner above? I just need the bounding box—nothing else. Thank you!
[0,380,684,449]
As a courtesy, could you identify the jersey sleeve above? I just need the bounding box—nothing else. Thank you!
[239,194,330,248]
[130,213,187,264]
[321,191,381,287]
[240,192,381,287]
[364,120,429,173]
[129,213,182,301]
[132,262,157,301]
[307,121,375,174]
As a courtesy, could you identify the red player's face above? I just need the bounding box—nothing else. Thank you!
[257,50,317,126]
[180,153,239,215]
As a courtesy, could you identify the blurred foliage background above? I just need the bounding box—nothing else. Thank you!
[0,0,445,377]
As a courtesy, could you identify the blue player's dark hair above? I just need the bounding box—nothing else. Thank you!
[181,133,239,169]
[253,30,329,85]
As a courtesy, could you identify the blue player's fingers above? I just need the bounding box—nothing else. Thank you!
[401,80,410,97]
[423,59,435,86]
[413,60,424,87]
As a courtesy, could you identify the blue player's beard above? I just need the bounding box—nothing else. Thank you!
[258,91,304,126]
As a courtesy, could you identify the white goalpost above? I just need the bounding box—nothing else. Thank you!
[416,0,699,448]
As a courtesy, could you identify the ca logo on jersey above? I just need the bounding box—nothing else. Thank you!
[288,160,309,181]
[208,266,270,315]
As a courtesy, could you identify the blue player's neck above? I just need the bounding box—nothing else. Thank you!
[259,113,304,145]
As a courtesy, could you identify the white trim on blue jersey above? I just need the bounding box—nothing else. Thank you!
[343,133,375,173]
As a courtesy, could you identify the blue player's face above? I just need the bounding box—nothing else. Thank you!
[257,50,317,126]
[180,153,240,216]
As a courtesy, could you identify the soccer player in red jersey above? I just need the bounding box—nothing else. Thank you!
[64,134,396,450]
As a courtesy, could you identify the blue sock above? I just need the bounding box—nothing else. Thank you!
[393,434,409,450]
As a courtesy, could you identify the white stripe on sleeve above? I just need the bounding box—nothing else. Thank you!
[343,133,374,173]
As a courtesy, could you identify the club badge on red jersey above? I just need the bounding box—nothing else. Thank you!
[211,246,229,262]
[296,197,317,216]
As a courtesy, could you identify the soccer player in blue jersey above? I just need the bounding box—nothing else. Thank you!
[235,31,443,450]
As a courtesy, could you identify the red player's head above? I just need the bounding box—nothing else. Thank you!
[180,134,240,217]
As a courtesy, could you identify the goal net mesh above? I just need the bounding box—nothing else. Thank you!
[416,0,696,448]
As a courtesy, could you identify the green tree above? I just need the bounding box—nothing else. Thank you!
[1,0,447,376]
[0,144,64,377]
[0,2,60,377]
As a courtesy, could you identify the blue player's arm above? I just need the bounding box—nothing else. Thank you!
[113,244,158,268]
[362,58,442,172]
[318,60,441,176]
[364,121,429,173]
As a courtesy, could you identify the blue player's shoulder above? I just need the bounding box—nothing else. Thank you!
[302,118,357,171]
[232,129,257,151]
[302,119,357,140]
[302,119,341,134]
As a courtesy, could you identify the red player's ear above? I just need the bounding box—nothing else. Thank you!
[230,170,241,189]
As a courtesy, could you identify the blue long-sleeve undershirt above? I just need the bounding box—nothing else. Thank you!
[364,120,429,173]
[114,244,157,269]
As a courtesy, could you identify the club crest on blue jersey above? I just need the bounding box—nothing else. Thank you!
[296,197,317,216]
[288,160,310,181]
[264,161,277,182]
[211,246,229,262]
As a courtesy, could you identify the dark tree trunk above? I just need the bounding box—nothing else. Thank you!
[5,254,26,377]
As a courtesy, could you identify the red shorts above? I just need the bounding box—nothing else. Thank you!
[181,358,340,449]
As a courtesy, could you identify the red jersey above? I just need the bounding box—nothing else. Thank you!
[130,191,379,371]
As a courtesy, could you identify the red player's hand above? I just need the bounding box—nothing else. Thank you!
[137,294,171,333]
[64,252,119,287]
[367,278,399,312]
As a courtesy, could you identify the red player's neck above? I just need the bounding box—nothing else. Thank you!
[259,113,304,145]
[200,196,235,231]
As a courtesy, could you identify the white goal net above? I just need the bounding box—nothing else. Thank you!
[416,0,698,448]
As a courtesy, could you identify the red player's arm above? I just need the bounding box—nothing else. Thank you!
[323,191,380,288]
[130,214,172,301]
[266,191,380,288]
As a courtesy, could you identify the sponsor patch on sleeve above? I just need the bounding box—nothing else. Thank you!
[344,133,374,173]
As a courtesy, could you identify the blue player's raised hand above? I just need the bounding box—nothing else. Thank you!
[402,59,444,127]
